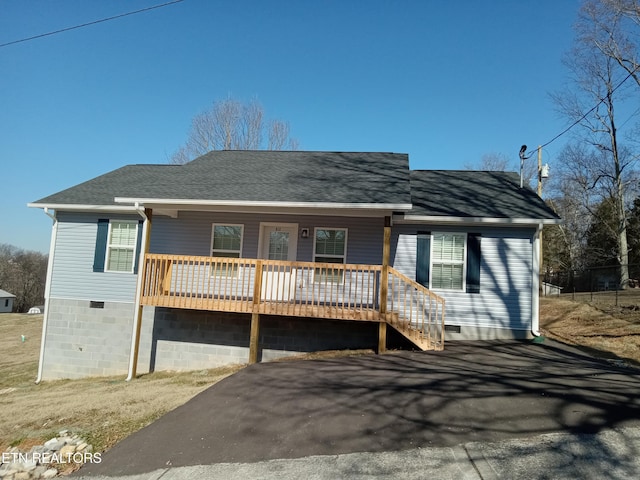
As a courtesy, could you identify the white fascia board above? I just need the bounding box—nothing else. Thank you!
[28,203,138,213]
[113,197,413,211]
[396,215,562,226]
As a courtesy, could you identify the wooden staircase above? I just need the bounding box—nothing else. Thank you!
[383,268,446,351]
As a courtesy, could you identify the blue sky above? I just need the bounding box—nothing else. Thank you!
[1,0,581,253]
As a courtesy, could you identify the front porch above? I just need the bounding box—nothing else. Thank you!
[138,253,446,357]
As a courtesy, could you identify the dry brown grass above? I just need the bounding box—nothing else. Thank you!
[0,313,243,457]
[540,297,640,365]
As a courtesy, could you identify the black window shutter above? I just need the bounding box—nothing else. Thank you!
[133,220,144,274]
[93,219,109,272]
[466,233,481,293]
[416,232,431,287]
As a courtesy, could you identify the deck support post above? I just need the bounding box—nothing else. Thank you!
[379,216,391,322]
[249,313,260,364]
[378,321,387,353]
[249,260,264,364]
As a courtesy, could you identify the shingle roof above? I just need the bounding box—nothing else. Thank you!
[0,289,16,298]
[408,170,560,220]
[31,152,560,222]
[32,151,412,206]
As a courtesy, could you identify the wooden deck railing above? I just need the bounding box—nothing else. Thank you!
[140,253,445,350]
[386,267,446,350]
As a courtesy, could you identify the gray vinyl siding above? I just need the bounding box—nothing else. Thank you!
[50,212,141,302]
[392,225,535,332]
[49,211,384,304]
[150,211,384,265]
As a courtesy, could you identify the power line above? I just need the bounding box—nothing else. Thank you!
[0,0,185,48]
[527,64,640,158]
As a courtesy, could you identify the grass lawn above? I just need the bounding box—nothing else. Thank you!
[540,296,640,365]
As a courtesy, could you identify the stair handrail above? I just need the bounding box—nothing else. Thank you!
[386,267,446,350]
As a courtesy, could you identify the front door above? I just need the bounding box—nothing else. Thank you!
[260,224,298,261]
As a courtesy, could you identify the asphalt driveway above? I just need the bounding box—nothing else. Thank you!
[76,340,640,477]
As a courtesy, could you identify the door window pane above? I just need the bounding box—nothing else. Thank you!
[268,231,290,260]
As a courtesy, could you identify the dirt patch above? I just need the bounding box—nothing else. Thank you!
[540,297,640,365]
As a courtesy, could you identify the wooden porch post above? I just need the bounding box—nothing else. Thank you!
[127,208,152,381]
[378,216,391,353]
[249,313,260,364]
[379,216,391,319]
[249,260,263,364]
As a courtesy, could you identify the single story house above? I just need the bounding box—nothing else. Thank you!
[0,289,16,313]
[29,151,560,380]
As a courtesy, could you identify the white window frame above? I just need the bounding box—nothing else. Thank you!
[210,224,245,258]
[430,232,467,292]
[313,227,348,283]
[105,220,139,274]
[210,224,244,277]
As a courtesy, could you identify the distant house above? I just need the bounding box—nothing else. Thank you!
[29,151,561,380]
[0,290,16,313]
[542,282,563,296]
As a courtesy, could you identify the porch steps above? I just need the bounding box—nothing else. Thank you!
[384,314,439,351]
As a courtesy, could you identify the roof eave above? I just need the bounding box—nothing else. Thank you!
[28,202,138,213]
[396,215,562,226]
[113,197,413,211]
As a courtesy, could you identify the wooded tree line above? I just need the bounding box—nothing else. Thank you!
[541,0,640,289]
[0,244,47,312]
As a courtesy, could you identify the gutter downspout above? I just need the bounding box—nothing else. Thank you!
[36,208,58,384]
[126,203,150,381]
[531,223,542,337]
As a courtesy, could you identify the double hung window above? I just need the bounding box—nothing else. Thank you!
[210,224,244,276]
[313,228,347,283]
[431,233,466,290]
[105,221,139,273]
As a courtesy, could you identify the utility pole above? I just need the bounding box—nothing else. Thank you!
[537,145,544,294]
[537,146,543,197]
[520,143,549,295]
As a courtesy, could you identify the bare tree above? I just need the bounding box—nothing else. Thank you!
[464,152,511,171]
[550,1,639,288]
[0,243,47,312]
[268,119,295,150]
[170,98,298,164]
[464,152,537,187]
[584,0,640,85]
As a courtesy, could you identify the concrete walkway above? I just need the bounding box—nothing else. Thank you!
[73,340,640,479]
[74,426,640,479]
